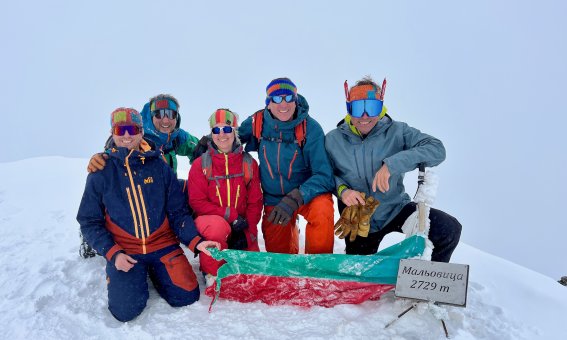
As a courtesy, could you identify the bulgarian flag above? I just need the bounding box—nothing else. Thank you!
[205,234,426,309]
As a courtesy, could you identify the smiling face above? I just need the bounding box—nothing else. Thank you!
[112,126,144,150]
[211,124,235,153]
[350,113,380,136]
[152,115,177,134]
[267,98,296,122]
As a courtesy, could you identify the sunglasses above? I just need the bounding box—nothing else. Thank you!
[113,125,142,136]
[211,126,234,134]
[348,99,384,118]
[153,109,178,120]
[270,94,297,104]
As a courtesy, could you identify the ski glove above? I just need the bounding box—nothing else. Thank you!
[228,229,248,250]
[232,216,249,232]
[357,195,380,238]
[267,188,304,226]
[334,205,360,242]
[192,135,210,160]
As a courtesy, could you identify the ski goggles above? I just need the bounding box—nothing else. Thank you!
[211,126,234,134]
[113,125,142,136]
[269,94,297,104]
[152,109,178,120]
[348,99,384,118]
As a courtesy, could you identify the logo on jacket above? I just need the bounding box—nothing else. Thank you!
[144,177,154,184]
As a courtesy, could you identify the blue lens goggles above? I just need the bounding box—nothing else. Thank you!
[347,99,384,118]
[270,94,297,104]
[211,126,234,134]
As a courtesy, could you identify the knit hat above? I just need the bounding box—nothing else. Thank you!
[150,95,179,112]
[208,109,238,128]
[348,84,381,101]
[110,107,143,127]
[265,77,297,105]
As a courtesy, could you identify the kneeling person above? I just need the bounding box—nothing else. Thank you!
[77,108,219,322]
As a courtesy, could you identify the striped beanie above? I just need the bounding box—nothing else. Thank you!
[265,77,297,105]
[111,107,143,127]
[209,108,239,128]
[150,95,179,112]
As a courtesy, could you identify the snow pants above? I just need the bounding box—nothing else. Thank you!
[195,215,260,276]
[262,193,334,254]
[344,202,462,262]
[105,244,199,322]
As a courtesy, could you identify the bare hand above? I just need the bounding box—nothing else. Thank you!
[115,253,137,272]
[197,240,221,256]
[372,164,391,193]
[341,189,366,206]
[87,153,108,173]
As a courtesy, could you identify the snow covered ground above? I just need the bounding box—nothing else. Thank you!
[0,157,566,339]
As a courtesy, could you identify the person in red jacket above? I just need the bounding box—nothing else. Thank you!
[188,109,263,280]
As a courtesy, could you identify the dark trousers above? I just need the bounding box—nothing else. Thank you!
[343,202,462,263]
[106,245,200,322]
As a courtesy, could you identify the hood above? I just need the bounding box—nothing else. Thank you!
[140,101,182,148]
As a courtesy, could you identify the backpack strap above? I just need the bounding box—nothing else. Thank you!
[201,150,254,186]
[241,152,254,185]
[253,109,307,148]
[252,109,264,142]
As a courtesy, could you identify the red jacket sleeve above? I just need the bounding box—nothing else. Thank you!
[188,157,238,222]
[244,159,263,230]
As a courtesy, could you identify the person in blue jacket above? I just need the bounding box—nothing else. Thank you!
[239,78,335,254]
[325,76,461,262]
[77,107,219,322]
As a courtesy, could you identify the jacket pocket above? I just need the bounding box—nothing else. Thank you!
[262,145,275,179]
[160,247,198,292]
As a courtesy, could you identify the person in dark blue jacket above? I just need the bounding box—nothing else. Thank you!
[77,107,219,322]
[239,78,335,255]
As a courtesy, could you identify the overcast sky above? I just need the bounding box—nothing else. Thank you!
[1,0,565,279]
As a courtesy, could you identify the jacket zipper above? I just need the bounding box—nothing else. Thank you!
[287,150,298,180]
[262,145,275,179]
[235,185,241,209]
[224,153,231,207]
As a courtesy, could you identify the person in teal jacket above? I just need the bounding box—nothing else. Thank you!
[325,76,461,262]
[239,77,335,255]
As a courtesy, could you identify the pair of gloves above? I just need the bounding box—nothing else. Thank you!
[334,193,380,242]
[267,189,304,226]
[228,216,248,250]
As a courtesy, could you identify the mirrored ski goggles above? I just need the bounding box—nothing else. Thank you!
[152,109,178,120]
[270,94,297,104]
[113,125,142,136]
[348,99,384,118]
[211,126,234,134]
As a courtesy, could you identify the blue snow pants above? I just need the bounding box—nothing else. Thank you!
[106,244,200,322]
[344,202,462,262]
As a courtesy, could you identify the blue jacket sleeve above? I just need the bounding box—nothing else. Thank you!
[297,118,335,204]
[383,123,446,175]
[76,173,123,261]
[163,165,203,252]
[239,113,260,152]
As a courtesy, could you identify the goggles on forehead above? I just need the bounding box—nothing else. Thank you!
[211,126,234,134]
[153,109,178,120]
[113,125,142,136]
[348,99,384,118]
[270,94,297,104]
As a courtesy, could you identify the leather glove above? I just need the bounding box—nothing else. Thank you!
[334,205,360,242]
[357,195,380,238]
[267,189,303,226]
[228,229,248,250]
[192,135,210,160]
[231,216,249,232]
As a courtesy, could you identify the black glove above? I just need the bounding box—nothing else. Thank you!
[228,229,248,250]
[267,188,304,226]
[232,216,249,232]
[192,135,210,160]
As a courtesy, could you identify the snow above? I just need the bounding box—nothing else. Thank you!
[1,157,566,339]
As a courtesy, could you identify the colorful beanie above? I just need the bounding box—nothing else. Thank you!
[111,107,143,127]
[150,95,179,112]
[348,84,381,102]
[209,109,239,128]
[265,77,297,105]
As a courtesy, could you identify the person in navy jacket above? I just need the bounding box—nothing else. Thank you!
[77,107,219,322]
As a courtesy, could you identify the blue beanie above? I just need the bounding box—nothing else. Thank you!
[265,78,297,105]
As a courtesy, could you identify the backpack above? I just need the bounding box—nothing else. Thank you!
[201,150,254,186]
[252,109,306,148]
